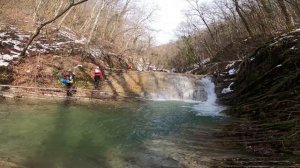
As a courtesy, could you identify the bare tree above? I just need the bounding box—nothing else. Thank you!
[232,0,254,37]
[277,0,295,30]
[20,0,89,57]
[87,0,108,44]
[186,0,215,41]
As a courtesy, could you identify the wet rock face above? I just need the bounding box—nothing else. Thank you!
[220,30,300,160]
[233,30,300,105]
[102,71,206,101]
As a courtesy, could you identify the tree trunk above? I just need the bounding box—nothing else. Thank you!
[277,0,295,30]
[200,15,215,41]
[58,7,74,27]
[87,1,106,44]
[33,0,43,23]
[233,0,254,38]
[79,0,98,34]
[259,0,273,16]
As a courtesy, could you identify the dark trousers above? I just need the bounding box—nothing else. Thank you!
[66,83,74,96]
[94,76,101,89]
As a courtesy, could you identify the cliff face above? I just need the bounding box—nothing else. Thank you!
[220,30,300,160]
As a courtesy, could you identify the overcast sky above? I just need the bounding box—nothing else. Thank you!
[146,0,189,45]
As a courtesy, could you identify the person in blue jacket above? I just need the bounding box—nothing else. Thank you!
[60,69,75,96]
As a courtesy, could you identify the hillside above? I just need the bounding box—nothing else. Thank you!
[216,29,300,162]
[0,23,130,86]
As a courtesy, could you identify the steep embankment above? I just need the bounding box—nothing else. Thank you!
[0,24,130,85]
[220,29,300,162]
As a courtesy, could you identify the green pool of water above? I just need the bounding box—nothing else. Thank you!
[0,99,227,168]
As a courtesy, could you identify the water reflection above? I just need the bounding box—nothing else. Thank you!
[0,100,236,168]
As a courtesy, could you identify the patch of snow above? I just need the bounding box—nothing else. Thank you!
[222,82,234,94]
[228,68,236,75]
[250,57,255,61]
[202,58,210,64]
[0,32,8,37]
[13,44,22,51]
[290,46,296,50]
[10,51,20,56]
[276,64,282,68]
[193,64,200,68]
[226,61,235,69]
[270,35,295,47]
[2,39,21,46]
[75,38,87,44]
[89,49,103,57]
[0,60,9,66]
[55,41,72,46]
[270,41,279,47]
[1,54,13,61]
[291,29,300,33]
[74,65,83,69]
[17,34,30,41]
[59,30,77,41]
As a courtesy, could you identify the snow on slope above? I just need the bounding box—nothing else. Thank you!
[0,26,88,67]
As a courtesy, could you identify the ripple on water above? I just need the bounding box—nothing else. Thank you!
[0,100,241,168]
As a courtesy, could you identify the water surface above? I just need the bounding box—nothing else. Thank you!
[0,99,231,168]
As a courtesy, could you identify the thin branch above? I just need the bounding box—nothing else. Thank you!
[20,0,89,57]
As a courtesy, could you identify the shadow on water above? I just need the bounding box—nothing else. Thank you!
[0,98,246,168]
[23,99,110,168]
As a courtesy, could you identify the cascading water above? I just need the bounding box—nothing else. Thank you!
[148,75,224,116]
[198,77,217,104]
[148,75,206,101]
[193,77,224,116]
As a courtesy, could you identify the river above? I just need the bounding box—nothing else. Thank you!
[0,77,245,168]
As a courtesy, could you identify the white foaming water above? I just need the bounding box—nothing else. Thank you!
[149,76,224,116]
[148,76,202,101]
[193,77,224,117]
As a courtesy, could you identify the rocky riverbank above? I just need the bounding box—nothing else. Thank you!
[216,29,300,165]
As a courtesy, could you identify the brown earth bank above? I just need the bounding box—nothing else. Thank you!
[0,23,131,84]
[209,29,300,165]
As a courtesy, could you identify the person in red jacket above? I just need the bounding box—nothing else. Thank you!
[92,66,104,89]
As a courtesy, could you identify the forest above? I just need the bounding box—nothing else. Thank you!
[150,0,300,72]
[0,0,155,67]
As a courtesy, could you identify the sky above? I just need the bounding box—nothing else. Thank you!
[146,0,189,45]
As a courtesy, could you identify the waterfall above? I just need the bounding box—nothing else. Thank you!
[148,75,224,116]
[193,77,224,116]
[198,77,217,104]
[148,75,216,102]
[147,75,207,102]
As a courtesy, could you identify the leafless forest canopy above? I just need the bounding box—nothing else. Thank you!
[0,0,299,70]
[153,0,300,72]
[0,0,155,64]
